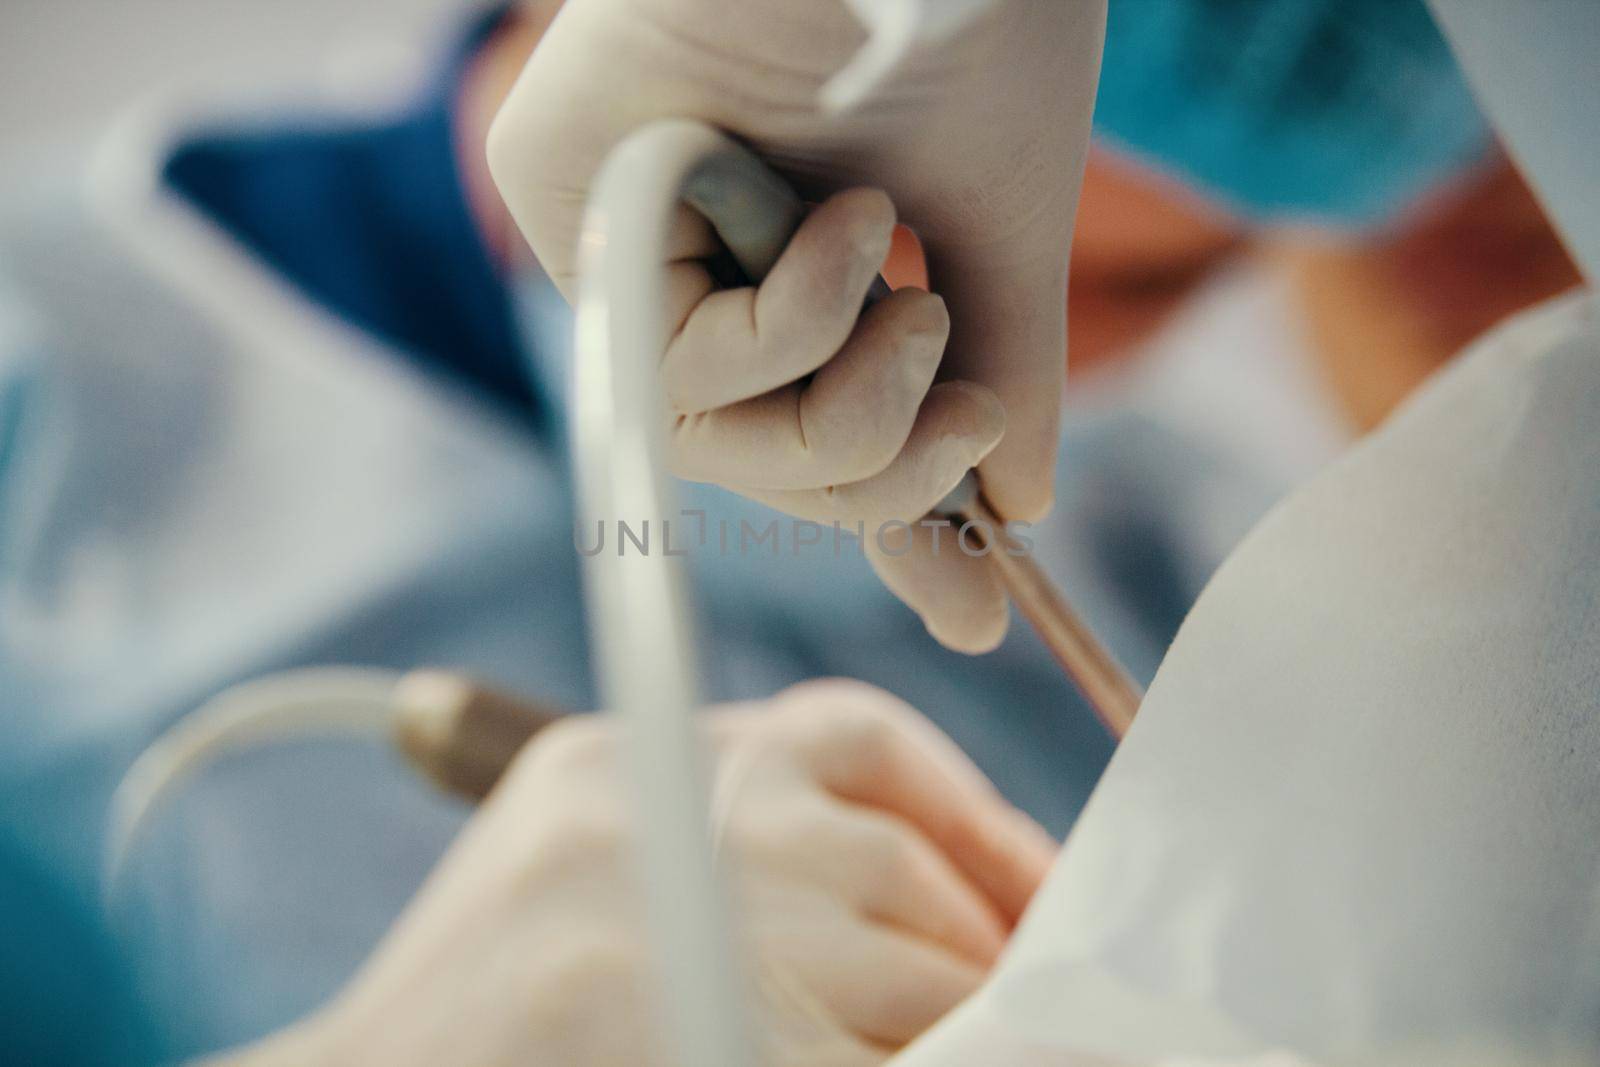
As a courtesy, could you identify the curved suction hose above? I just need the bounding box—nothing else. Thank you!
[103,667,401,906]
[103,667,565,913]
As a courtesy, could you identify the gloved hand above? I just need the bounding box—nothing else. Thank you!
[488,0,1105,652]
[222,679,1056,1067]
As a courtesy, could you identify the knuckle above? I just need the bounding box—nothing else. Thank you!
[838,708,898,766]
[664,413,719,482]
[808,431,894,489]
[836,690,909,750]
[528,716,615,773]
[821,296,949,479]
[790,678,906,746]
[532,806,628,879]
[774,676,852,714]
[794,675,897,711]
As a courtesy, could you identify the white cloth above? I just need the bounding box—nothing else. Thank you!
[900,290,1600,1064]
[900,5,1600,1060]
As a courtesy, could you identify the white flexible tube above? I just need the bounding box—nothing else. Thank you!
[571,119,764,1067]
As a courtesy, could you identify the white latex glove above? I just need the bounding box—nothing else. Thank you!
[488,0,1105,652]
[219,679,1056,1067]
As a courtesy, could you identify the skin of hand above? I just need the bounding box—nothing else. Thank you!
[213,679,1057,1067]
[487,0,1105,652]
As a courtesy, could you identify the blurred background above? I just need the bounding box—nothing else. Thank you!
[0,1,1588,1063]
[0,0,470,152]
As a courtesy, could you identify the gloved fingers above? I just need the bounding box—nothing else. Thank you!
[663,258,717,338]
[667,288,949,489]
[744,899,899,1067]
[793,287,949,484]
[805,918,984,1048]
[659,195,738,336]
[794,1043,892,1067]
[729,786,1007,969]
[783,679,1058,926]
[661,187,895,414]
[766,1028,891,1067]
[825,804,1007,967]
[865,524,1010,654]
[738,380,1004,520]
[920,235,1069,526]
